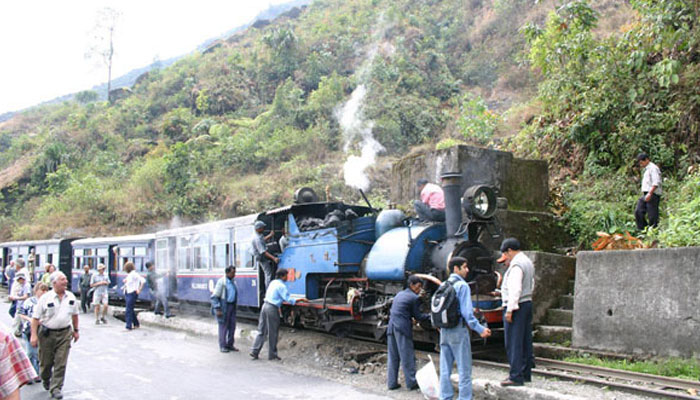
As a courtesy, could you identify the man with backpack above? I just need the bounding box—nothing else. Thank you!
[386,275,430,391]
[498,238,535,387]
[432,256,491,400]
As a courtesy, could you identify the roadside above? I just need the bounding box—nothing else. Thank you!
[0,289,660,399]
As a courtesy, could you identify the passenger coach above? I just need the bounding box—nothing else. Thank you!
[0,239,75,284]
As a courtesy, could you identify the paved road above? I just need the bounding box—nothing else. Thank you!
[0,298,391,400]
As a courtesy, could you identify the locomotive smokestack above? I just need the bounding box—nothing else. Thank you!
[441,172,462,237]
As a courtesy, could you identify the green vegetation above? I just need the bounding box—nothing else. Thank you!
[565,356,700,381]
[0,0,698,247]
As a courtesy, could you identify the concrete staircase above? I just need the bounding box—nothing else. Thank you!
[534,279,574,349]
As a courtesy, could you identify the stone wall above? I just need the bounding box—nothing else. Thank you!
[390,145,548,211]
[573,248,700,358]
[523,251,576,325]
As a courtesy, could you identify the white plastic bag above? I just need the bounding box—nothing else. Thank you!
[416,355,440,400]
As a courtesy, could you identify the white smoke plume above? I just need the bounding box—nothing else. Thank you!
[336,16,392,192]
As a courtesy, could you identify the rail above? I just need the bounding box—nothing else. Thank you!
[473,357,700,399]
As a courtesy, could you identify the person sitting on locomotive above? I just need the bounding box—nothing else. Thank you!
[414,178,446,222]
[386,275,430,391]
[252,220,279,288]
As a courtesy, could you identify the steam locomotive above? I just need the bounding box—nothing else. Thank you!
[0,172,503,343]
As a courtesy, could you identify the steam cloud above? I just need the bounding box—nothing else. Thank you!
[336,16,391,192]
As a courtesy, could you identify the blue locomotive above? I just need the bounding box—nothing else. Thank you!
[0,173,503,342]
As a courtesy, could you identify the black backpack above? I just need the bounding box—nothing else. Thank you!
[430,276,461,328]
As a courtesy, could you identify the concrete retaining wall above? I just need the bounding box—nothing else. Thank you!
[525,251,576,325]
[573,248,700,358]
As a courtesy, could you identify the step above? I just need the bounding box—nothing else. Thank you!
[534,325,572,345]
[558,294,575,310]
[546,308,573,327]
[567,279,575,295]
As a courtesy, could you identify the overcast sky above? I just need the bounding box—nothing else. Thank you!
[0,0,291,114]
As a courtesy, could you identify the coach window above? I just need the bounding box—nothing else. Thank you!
[120,247,133,271]
[35,245,46,268]
[156,239,168,272]
[134,246,147,271]
[48,245,59,265]
[192,234,209,270]
[73,249,82,270]
[19,246,29,260]
[212,230,229,270]
[234,226,255,269]
[178,236,191,271]
[97,248,108,265]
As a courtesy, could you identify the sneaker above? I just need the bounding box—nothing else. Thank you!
[51,389,63,399]
[249,352,259,360]
[101,318,107,324]
[95,320,101,325]
[220,348,230,353]
[34,377,42,384]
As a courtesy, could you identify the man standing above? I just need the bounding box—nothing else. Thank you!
[211,266,238,353]
[9,272,31,337]
[30,272,79,400]
[498,238,535,387]
[250,268,305,361]
[414,178,446,222]
[146,262,172,318]
[90,264,110,324]
[251,220,279,288]
[79,264,92,314]
[438,256,491,400]
[387,275,430,391]
[635,153,662,230]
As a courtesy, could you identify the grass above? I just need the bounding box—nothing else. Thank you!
[564,356,700,381]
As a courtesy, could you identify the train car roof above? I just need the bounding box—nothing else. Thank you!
[0,238,78,247]
[155,214,258,238]
[72,233,156,247]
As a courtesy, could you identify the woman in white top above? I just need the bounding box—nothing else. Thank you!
[123,262,145,330]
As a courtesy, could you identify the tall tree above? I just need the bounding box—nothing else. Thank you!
[85,7,121,102]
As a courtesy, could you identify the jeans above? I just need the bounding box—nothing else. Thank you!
[125,292,140,329]
[414,200,446,222]
[503,301,534,383]
[439,324,473,400]
[153,290,170,316]
[24,333,39,374]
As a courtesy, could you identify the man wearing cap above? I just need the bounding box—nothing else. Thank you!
[30,271,79,400]
[414,178,445,222]
[498,238,535,387]
[251,220,279,288]
[90,264,110,324]
[9,271,32,337]
[635,153,662,230]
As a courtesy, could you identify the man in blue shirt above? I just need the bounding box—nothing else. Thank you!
[387,275,430,391]
[250,268,306,360]
[211,266,238,353]
[439,256,491,400]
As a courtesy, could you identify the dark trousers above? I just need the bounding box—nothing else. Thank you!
[387,327,417,389]
[38,327,72,393]
[125,292,140,329]
[153,290,170,316]
[635,193,660,230]
[218,302,237,350]
[503,301,534,384]
[251,302,280,359]
[413,201,445,222]
[80,287,90,313]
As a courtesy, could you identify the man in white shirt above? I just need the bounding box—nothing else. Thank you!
[498,238,535,387]
[635,153,662,230]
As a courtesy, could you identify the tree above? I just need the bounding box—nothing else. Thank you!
[86,7,121,102]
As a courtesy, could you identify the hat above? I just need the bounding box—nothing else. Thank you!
[496,254,507,263]
[416,178,429,187]
[15,272,27,280]
[254,220,266,230]
[500,237,521,253]
[97,264,106,270]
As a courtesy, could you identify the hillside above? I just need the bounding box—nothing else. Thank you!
[0,0,697,249]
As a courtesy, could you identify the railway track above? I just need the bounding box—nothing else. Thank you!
[474,357,700,399]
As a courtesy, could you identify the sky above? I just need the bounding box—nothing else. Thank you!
[0,0,291,114]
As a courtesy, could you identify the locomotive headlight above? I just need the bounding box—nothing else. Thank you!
[462,185,497,220]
